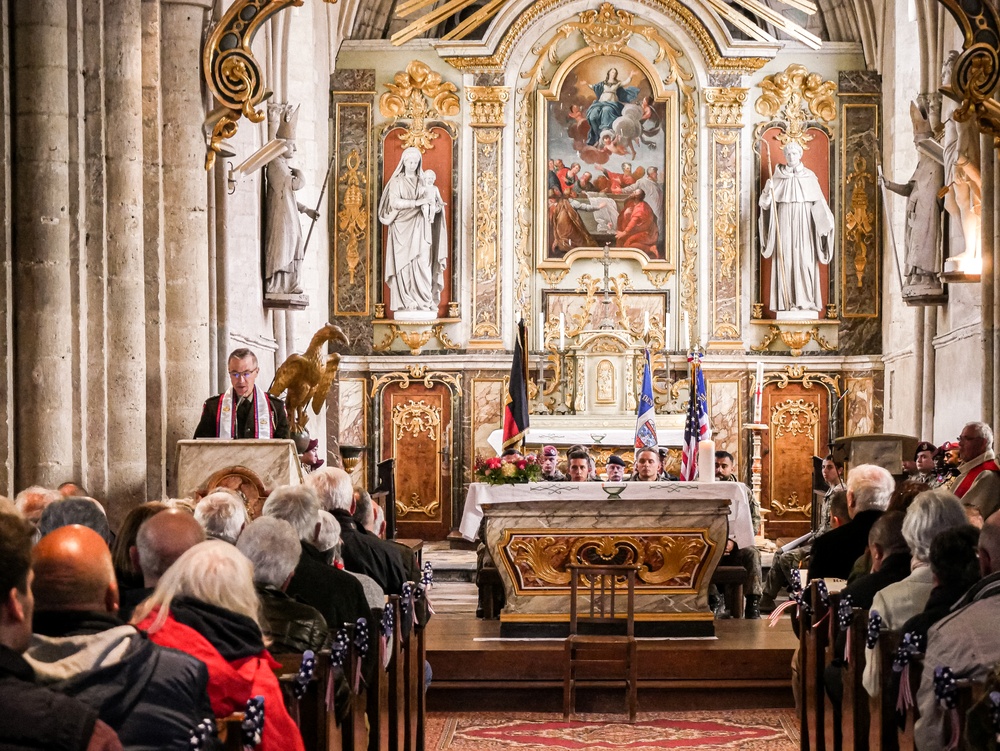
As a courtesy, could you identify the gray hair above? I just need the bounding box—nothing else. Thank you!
[903,489,969,563]
[38,498,112,545]
[305,467,354,512]
[14,486,61,517]
[316,510,342,553]
[964,421,994,449]
[132,540,262,635]
[261,484,320,541]
[236,517,302,588]
[846,464,895,513]
[194,490,248,544]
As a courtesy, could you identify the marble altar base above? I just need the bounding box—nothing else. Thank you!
[478,484,737,637]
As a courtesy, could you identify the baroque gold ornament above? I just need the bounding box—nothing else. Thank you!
[380,61,459,152]
[754,64,837,146]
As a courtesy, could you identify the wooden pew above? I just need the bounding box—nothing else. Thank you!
[217,713,245,751]
[869,629,902,751]
[270,651,338,751]
[365,608,391,751]
[801,581,832,751]
[841,610,871,751]
[402,594,422,751]
[387,596,407,751]
[896,655,922,751]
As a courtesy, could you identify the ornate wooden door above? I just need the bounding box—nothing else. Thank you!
[380,381,453,540]
[760,380,831,539]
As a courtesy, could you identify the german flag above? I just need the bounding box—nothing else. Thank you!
[502,319,530,450]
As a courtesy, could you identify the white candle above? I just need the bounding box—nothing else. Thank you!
[753,361,764,424]
[698,439,716,482]
[642,311,650,337]
[539,312,546,349]
[559,312,566,350]
[683,312,690,352]
[664,311,671,350]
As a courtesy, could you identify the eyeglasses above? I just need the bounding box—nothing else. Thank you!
[229,369,258,380]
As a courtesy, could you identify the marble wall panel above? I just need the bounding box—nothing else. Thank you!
[845,375,876,436]
[709,379,741,467]
[471,378,505,476]
[338,377,368,478]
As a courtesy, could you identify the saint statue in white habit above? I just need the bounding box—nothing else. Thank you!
[379,146,448,320]
[758,141,836,317]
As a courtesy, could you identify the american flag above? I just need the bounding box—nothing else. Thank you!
[679,353,710,481]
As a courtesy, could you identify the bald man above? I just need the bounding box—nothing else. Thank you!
[24,525,218,750]
[916,510,1000,750]
[118,509,206,621]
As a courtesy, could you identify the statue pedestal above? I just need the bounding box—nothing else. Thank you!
[175,439,304,511]
[263,292,309,310]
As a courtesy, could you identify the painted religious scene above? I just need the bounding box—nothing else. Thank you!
[544,55,670,261]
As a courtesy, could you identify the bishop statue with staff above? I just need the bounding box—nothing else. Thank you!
[758,140,836,316]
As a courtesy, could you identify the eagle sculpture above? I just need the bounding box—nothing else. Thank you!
[268,322,350,434]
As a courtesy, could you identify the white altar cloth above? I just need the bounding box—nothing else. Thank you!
[460,481,754,548]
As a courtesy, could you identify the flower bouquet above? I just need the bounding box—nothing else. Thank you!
[474,454,543,485]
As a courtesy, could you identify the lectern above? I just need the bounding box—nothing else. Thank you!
[175,439,304,517]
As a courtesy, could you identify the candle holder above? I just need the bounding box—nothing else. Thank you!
[743,423,769,539]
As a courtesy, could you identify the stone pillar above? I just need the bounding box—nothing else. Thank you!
[0,0,12,497]
[466,82,509,349]
[105,0,147,519]
[12,2,75,488]
[161,0,212,492]
[981,133,995,429]
[142,0,168,498]
[704,86,747,351]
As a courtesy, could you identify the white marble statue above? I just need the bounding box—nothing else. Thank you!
[758,141,836,316]
[880,102,944,286]
[940,51,983,267]
[264,104,319,296]
[379,146,448,318]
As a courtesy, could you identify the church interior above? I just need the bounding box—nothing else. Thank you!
[3,0,1000,747]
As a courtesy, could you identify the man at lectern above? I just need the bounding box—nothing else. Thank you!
[194,348,290,439]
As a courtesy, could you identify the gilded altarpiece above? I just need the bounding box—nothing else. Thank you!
[467,84,509,347]
[379,380,454,540]
[705,88,746,349]
[331,70,376,351]
[760,368,841,538]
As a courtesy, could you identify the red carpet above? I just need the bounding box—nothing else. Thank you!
[426,710,800,750]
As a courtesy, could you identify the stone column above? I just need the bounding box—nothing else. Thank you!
[142,0,168,498]
[466,82,509,349]
[981,133,995,428]
[0,0,12,497]
[161,0,212,492]
[104,0,147,519]
[12,2,75,488]
[704,86,747,351]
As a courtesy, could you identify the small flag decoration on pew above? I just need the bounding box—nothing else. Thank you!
[241,696,265,749]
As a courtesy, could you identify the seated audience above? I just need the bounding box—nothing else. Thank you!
[864,489,968,696]
[715,487,763,619]
[353,487,420,582]
[715,450,761,535]
[261,484,373,635]
[946,421,1000,518]
[57,482,89,498]
[322,509,385,611]
[964,503,985,528]
[540,445,565,481]
[14,486,61,531]
[808,464,893,582]
[0,514,123,751]
[236,517,329,653]
[24,525,216,750]
[631,447,664,482]
[566,449,594,482]
[193,489,248,544]
[0,496,16,516]
[605,454,627,482]
[121,508,205,620]
[110,502,166,590]
[38,497,112,545]
[887,479,931,514]
[839,510,911,610]
[133,541,304,751]
[915,511,1000,750]
[306,468,407,594]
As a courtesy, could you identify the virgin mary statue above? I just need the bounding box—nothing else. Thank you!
[379,147,448,318]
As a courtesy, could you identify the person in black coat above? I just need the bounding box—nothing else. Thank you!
[808,464,895,582]
[194,348,289,439]
[0,514,122,751]
[23,526,218,751]
[839,511,912,609]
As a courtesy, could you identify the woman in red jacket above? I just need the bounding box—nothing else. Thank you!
[132,540,305,751]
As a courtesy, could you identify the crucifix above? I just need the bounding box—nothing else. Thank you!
[598,243,616,329]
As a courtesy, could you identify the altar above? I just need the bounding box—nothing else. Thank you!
[462,481,752,637]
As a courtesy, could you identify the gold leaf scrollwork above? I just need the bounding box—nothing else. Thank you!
[396,492,440,518]
[845,155,874,288]
[771,398,820,440]
[380,61,459,153]
[391,398,442,441]
[754,64,837,147]
[370,365,463,398]
[637,537,705,584]
[705,87,748,128]
[769,491,812,518]
[338,149,368,285]
[509,536,572,586]
[474,165,499,279]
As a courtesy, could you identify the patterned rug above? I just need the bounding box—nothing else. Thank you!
[426,710,800,750]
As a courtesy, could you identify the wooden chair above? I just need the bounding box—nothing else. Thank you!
[217,713,245,751]
[711,565,746,618]
[841,610,871,751]
[563,563,639,723]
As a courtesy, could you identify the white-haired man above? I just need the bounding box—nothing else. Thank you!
[13,485,61,530]
[261,484,372,637]
[306,468,407,594]
[237,517,329,653]
[945,421,1000,519]
[808,464,894,581]
[193,489,248,544]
